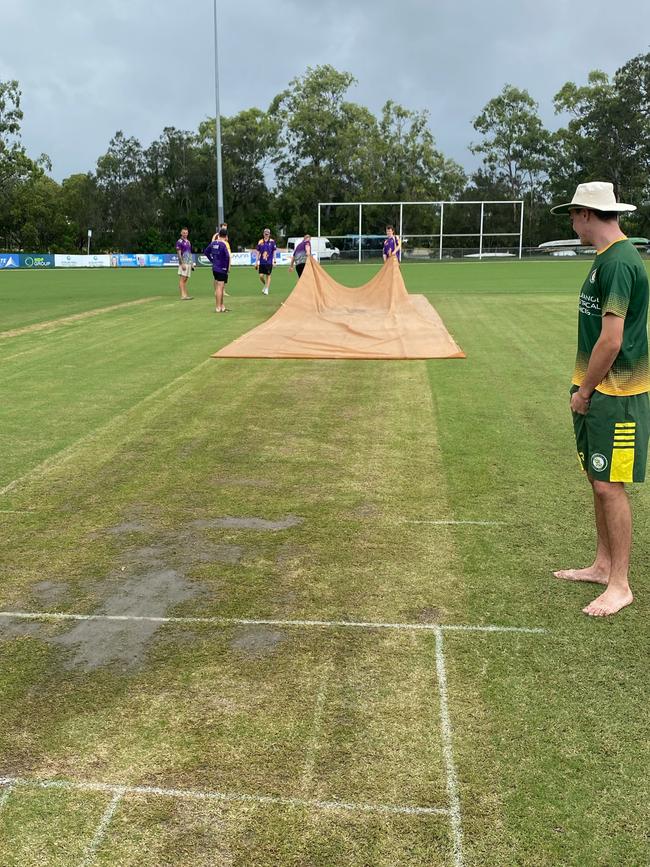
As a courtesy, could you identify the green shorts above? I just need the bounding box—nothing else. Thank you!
[571,386,650,482]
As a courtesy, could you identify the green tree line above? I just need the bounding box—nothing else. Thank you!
[1,53,649,253]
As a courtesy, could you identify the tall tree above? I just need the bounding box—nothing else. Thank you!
[470,85,552,244]
[198,108,280,246]
[373,101,465,202]
[552,53,650,234]
[270,65,379,234]
[0,79,53,249]
[95,131,150,249]
[471,84,551,200]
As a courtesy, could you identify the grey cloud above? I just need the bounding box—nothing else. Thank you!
[2,0,648,181]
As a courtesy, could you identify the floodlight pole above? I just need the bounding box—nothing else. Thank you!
[213,0,225,225]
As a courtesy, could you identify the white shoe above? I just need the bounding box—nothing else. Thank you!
[263,287,269,295]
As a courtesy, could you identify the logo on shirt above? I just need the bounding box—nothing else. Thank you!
[589,269,597,284]
[591,453,608,472]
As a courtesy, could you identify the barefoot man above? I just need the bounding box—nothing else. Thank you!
[551,182,649,616]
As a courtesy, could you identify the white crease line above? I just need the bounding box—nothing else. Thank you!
[78,789,124,867]
[0,357,212,497]
[0,511,38,514]
[301,663,332,795]
[0,782,13,812]
[0,611,547,635]
[401,520,504,526]
[0,778,447,818]
[434,626,464,867]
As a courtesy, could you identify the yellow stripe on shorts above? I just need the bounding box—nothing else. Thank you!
[611,423,636,483]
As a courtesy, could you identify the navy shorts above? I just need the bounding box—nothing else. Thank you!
[258,263,273,276]
[212,270,228,284]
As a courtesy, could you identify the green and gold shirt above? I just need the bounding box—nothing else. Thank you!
[573,238,650,396]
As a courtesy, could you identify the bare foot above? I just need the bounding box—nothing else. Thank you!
[553,567,608,585]
[583,586,633,617]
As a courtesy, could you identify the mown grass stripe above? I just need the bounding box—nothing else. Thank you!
[0,357,212,496]
[0,298,162,340]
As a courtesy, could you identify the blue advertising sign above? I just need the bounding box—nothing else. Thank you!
[117,254,138,267]
[20,254,54,269]
[147,254,165,267]
[0,254,20,269]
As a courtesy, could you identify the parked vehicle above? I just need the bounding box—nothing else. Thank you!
[286,237,340,260]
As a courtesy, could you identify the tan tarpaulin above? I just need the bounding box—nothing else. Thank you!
[212,256,465,360]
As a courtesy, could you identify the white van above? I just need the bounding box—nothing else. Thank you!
[286,237,340,260]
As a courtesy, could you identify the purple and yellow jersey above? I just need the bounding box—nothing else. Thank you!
[257,238,277,264]
[176,237,192,264]
[573,238,649,396]
[293,239,311,264]
[383,235,401,261]
[203,240,230,273]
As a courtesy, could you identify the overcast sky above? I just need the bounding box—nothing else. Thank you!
[3,1,649,182]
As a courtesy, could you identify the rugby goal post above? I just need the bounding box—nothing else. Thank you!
[316,200,525,261]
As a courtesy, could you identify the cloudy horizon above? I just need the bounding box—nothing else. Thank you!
[3,1,649,182]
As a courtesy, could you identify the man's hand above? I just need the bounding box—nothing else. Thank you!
[570,388,591,415]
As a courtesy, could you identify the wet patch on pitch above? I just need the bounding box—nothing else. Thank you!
[52,569,200,671]
[106,520,151,535]
[410,607,445,624]
[352,502,379,518]
[31,580,71,606]
[190,515,304,532]
[0,617,52,643]
[210,476,272,488]
[229,626,288,657]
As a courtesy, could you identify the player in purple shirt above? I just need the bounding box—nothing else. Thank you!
[255,228,277,295]
[382,225,401,263]
[175,227,194,300]
[204,229,231,313]
[288,234,312,280]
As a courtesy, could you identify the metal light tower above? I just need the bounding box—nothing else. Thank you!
[213,0,224,225]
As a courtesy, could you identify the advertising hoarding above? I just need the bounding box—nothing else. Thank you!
[117,254,138,267]
[0,254,20,269]
[87,254,110,268]
[54,254,89,268]
[20,254,54,268]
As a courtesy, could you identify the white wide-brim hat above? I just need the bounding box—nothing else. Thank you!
[551,181,636,215]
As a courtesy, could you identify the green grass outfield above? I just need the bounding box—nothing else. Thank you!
[0,261,648,866]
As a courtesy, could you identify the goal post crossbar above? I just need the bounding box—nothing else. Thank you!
[317,200,525,261]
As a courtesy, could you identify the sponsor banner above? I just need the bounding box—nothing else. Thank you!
[55,254,89,268]
[117,254,138,267]
[145,254,165,267]
[229,252,255,266]
[20,254,55,269]
[226,251,292,267]
[0,254,20,269]
[163,253,179,267]
[87,254,110,268]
